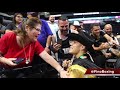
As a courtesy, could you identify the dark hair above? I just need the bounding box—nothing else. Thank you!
[27,12,39,18]
[13,13,23,24]
[58,15,68,24]
[69,22,73,26]
[90,23,100,29]
[58,15,68,21]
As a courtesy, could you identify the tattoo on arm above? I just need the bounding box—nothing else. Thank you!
[110,48,120,57]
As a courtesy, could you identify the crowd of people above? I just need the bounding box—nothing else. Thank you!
[0,12,120,78]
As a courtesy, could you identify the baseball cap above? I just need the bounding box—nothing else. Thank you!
[73,21,80,26]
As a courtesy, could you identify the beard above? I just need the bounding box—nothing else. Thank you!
[93,33,100,38]
[61,30,69,36]
[50,20,55,23]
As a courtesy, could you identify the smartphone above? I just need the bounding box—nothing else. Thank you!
[57,39,62,45]
[12,58,24,64]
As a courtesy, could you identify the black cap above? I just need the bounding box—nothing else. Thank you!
[68,32,95,53]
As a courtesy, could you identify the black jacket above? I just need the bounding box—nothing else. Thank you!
[72,58,101,69]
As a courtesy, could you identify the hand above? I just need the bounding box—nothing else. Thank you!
[66,72,72,78]
[45,47,50,54]
[104,42,111,49]
[59,70,68,78]
[99,43,110,50]
[53,43,61,51]
[109,40,120,47]
[62,60,71,68]
[3,58,18,66]
[104,53,112,58]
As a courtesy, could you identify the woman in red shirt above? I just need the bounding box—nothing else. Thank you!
[0,17,67,78]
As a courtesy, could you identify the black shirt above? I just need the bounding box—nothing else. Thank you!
[56,30,73,60]
[91,30,107,47]
[73,58,100,69]
[6,22,17,30]
[90,30,107,55]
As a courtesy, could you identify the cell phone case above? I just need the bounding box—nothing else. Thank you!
[12,58,24,64]
[57,39,62,45]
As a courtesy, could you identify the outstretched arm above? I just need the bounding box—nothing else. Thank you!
[104,34,119,46]
[39,50,68,78]
[109,48,120,57]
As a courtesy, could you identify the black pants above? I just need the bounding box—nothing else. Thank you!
[31,54,58,78]
[0,54,58,78]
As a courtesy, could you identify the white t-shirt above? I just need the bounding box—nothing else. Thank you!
[48,22,59,37]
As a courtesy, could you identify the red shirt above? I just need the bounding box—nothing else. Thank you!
[0,32,44,68]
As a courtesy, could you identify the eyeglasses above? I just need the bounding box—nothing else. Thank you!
[34,27,41,32]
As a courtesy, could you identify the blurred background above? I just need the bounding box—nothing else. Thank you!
[1,12,120,34]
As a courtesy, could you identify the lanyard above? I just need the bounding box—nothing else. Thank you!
[79,54,87,59]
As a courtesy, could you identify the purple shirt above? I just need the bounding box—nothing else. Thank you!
[37,19,53,47]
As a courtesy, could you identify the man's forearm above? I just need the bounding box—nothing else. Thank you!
[109,48,120,57]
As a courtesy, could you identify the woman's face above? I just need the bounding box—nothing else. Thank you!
[69,40,82,55]
[15,14,23,24]
[27,24,41,42]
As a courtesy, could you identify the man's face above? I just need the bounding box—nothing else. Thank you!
[69,40,82,55]
[91,26,101,37]
[49,15,55,23]
[58,20,69,36]
[104,26,112,35]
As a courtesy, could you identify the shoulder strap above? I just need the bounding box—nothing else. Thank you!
[69,29,71,34]
[56,31,60,41]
